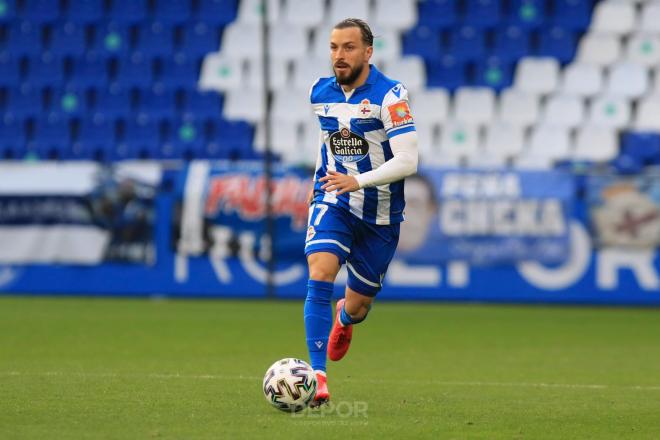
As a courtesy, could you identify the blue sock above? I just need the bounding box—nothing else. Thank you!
[339,303,371,326]
[304,279,334,372]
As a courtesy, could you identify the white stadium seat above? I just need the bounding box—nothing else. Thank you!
[635,95,660,131]
[591,0,636,35]
[370,30,402,63]
[483,123,525,159]
[373,0,417,31]
[198,54,243,91]
[606,62,649,98]
[408,89,449,124]
[245,58,290,91]
[383,56,426,92]
[438,121,480,159]
[466,153,507,169]
[292,57,333,92]
[514,154,555,170]
[271,89,315,124]
[453,87,496,125]
[223,88,265,123]
[625,35,660,67]
[514,57,560,95]
[640,0,660,33]
[267,24,309,61]
[588,95,631,128]
[221,23,263,60]
[237,0,280,25]
[573,126,618,162]
[328,0,370,25]
[577,33,621,66]
[282,0,325,29]
[497,90,540,127]
[560,63,603,97]
[414,122,439,162]
[542,95,585,129]
[528,126,571,160]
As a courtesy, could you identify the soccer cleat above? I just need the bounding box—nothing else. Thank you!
[328,298,353,361]
[309,371,329,408]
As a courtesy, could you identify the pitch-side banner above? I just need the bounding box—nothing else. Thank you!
[586,173,660,248]
[396,169,574,265]
[0,162,161,265]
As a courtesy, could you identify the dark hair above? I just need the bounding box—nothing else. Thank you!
[333,18,374,47]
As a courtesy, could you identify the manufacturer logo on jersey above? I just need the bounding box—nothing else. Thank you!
[324,104,330,115]
[391,84,402,98]
[358,99,371,116]
[387,101,413,128]
[329,128,369,163]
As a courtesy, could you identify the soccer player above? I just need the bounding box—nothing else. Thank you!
[303,18,419,407]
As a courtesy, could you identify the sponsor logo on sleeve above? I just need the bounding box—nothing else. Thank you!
[387,101,414,128]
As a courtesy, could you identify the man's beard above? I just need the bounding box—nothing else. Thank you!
[334,63,364,86]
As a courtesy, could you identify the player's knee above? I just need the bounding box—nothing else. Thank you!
[308,264,338,282]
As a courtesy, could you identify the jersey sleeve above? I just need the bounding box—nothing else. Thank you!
[380,83,416,140]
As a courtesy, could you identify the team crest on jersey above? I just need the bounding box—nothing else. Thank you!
[358,99,371,117]
[329,128,369,163]
[387,101,413,128]
[306,225,316,242]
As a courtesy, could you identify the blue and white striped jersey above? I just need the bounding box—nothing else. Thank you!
[310,64,416,225]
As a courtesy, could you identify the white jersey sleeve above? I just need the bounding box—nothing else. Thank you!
[380,83,416,139]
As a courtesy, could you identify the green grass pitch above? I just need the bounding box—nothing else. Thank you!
[1,295,660,439]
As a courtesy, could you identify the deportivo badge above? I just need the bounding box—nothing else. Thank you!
[358,99,371,117]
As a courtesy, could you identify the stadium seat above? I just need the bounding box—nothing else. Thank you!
[328,0,370,24]
[117,116,161,160]
[179,22,222,57]
[27,54,65,87]
[588,95,631,129]
[560,63,603,97]
[514,154,554,169]
[22,0,59,23]
[93,86,132,118]
[408,88,449,125]
[453,87,495,126]
[253,120,301,161]
[49,22,87,57]
[473,57,513,92]
[465,152,507,169]
[514,57,560,95]
[382,56,426,92]
[625,35,660,68]
[206,119,254,157]
[577,33,621,66]
[464,0,501,28]
[115,54,154,89]
[621,133,660,163]
[573,126,618,162]
[160,54,200,89]
[154,0,191,24]
[271,90,312,124]
[31,114,71,159]
[282,0,324,29]
[181,90,224,120]
[292,57,331,91]
[449,26,486,62]
[373,0,417,31]
[137,86,177,119]
[492,25,531,62]
[70,55,109,88]
[635,95,660,131]
[0,116,26,159]
[497,89,540,127]
[6,85,44,118]
[415,122,439,160]
[605,62,649,99]
[0,55,20,87]
[528,125,571,160]
[370,30,403,64]
[245,58,289,91]
[109,0,147,24]
[160,118,205,160]
[438,121,480,159]
[221,23,263,60]
[50,88,90,118]
[91,21,132,58]
[640,0,660,33]
[73,114,116,160]
[267,24,308,62]
[537,26,577,64]
[196,0,238,25]
[426,55,466,91]
[483,123,525,159]
[198,53,243,91]
[402,25,442,62]
[508,0,546,29]
[0,0,16,23]
[541,95,585,129]
[223,88,265,123]
[236,0,280,25]
[416,0,456,29]
[6,21,43,56]
[553,0,592,30]
[136,22,174,58]
[65,0,104,23]
[591,1,636,35]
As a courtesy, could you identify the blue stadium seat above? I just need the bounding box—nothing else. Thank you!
[31,114,72,159]
[611,154,644,175]
[196,0,238,25]
[622,133,660,163]
[449,26,486,61]
[509,0,546,29]
[537,26,577,63]
[181,90,224,119]
[50,22,87,57]
[417,0,456,29]
[464,0,501,28]
[73,114,116,160]
[93,86,132,118]
[136,22,174,58]
[492,25,531,61]
[49,88,89,117]
[108,0,147,24]
[0,115,27,159]
[115,54,154,88]
[65,0,104,23]
[22,0,59,23]
[206,119,253,158]
[137,86,177,119]
[178,22,221,57]
[0,0,17,24]
[160,118,204,159]
[6,85,44,118]
[0,55,20,87]
[553,0,593,30]
[5,21,43,56]
[402,26,442,62]
[154,0,191,24]
[426,55,466,91]
[473,56,513,91]
[91,21,132,59]
[116,116,161,159]
[70,55,109,88]
[159,54,200,89]
[27,54,65,87]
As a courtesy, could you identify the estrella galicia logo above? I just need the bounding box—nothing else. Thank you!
[329,128,369,163]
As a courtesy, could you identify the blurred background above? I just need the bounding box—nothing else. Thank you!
[0,0,659,305]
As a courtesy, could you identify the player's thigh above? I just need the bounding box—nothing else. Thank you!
[305,203,353,281]
[345,222,400,297]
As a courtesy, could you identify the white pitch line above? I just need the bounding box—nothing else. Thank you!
[2,371,660,391]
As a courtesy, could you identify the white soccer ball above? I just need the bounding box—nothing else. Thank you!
[262,358,317,412]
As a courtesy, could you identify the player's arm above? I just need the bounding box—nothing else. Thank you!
[308,129,324,204]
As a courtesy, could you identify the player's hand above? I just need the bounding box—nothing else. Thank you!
[319,171,360,195]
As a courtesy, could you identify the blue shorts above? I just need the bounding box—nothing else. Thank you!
[304,202,400,297]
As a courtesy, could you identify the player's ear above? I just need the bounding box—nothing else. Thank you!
[365,45,373,61]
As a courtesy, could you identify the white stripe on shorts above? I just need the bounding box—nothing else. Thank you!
[346,262,380,288]
[305,239,351,254]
